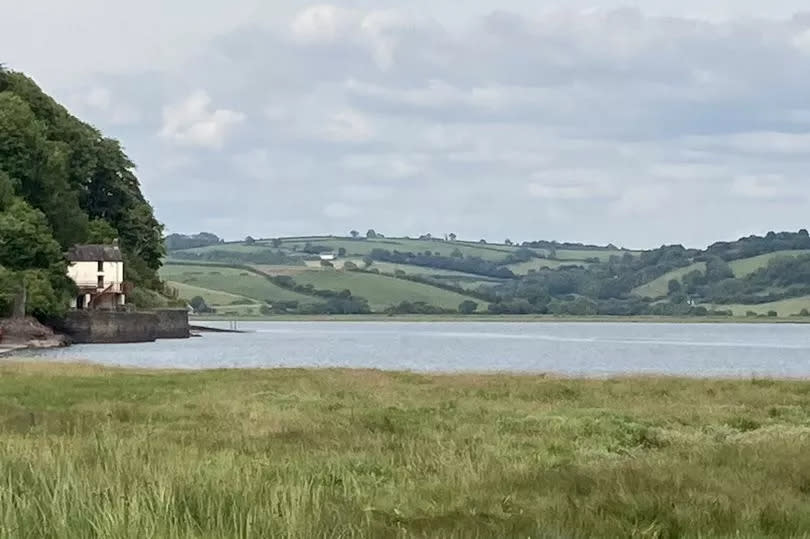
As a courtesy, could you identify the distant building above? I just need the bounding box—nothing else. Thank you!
[66,244,127,310]
[319,253,337,261]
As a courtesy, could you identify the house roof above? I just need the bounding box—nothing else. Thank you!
[66,244,124,262]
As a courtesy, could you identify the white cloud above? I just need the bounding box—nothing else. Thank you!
[159,91,244,149]
[322,109,375,142]
[290,4,356,43]
[731,175,804,200]
[323,202,359,218]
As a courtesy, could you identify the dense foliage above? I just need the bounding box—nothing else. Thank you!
[164,232,223,251]
[0,67,164,318]
[368,248,515,279]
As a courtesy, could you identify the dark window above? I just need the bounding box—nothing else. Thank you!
[98,261,104,272]
[97,275,104,289]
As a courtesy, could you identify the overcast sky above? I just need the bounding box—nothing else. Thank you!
[3,1,810,248]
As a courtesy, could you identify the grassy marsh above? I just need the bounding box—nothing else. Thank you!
[2,363,810,537]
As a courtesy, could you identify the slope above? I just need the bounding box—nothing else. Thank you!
[290,270,482,311]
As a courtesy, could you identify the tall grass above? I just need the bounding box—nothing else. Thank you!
[2,362,810,537]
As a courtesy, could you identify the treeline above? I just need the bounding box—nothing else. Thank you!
[170,249,300,266]
[672,254,810,305]
[705,230,810,261]
[165,232,223,251]
[368,249,515,279]
[0,67,164,318]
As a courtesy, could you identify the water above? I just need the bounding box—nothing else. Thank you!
[18,321,810,377]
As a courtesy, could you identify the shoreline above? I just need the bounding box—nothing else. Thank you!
[190,313,810,324]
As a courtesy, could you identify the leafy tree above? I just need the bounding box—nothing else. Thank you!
[245,236,256,245]
[350,230,359,239]
[366,229,377,239]
[505,239,513,246]
[449,233,457,241]
[667,279,682,295]
[362,256,373,268]
[189,295,212,313]
[87,218,119,244]
[338,247,347,256]
[343,261,358,271]
[271,238,282,248]
[458,300,478,314]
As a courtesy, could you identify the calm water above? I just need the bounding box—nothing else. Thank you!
[18,321,810,377]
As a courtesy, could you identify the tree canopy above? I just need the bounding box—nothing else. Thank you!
[0,67,164,317]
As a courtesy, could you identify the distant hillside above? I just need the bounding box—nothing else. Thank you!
[0,67,164,318]
[164,230,810,317]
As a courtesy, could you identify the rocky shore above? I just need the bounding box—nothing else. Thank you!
[0,317,69,355]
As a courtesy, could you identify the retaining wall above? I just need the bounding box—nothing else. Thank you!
[55,309,189,344]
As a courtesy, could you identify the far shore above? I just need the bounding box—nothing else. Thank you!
[190,313,810,324]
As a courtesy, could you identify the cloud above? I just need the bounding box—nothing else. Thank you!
[159,91,244,149]
[20,3,810,246]
[290,5,356,43]
[731,175,805,200]
[323,202,359,218]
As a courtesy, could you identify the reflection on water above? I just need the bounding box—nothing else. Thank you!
[21,321,810,378]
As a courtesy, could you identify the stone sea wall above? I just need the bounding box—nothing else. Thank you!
[55,309,189,344]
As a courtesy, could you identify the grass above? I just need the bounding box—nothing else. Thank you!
[165,281,258,307]
[160,264,314,305]
[506,258,585,275]
[555,249,630,262]
[711,295,810,317]
[291,270,480,311]
[3,363,810,537]
[729,250,810,277]
[280,237,521,261]
[632,262,707,298]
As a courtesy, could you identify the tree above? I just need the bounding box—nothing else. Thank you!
[667,279,682,295]
[451,248,464,258]
[338,247,346,256]
[458,300,478,314]
[366,229,377,239]
[189,295,211,313]
[87,218,118,244]
[350,230,359,239]
[449,233,457,241]
[271,238,282,248]
[362,256,373,268]
[479,239,487,244]
[343,261,358,271]
[245,236,256,245]
[505,239,513,246]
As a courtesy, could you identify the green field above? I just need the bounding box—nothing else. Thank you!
[160,264,314,305]
[729,250,810,277]
[506,258,585,275]
[280,237,519,261]
[291,269,481,311]
[632,262,707,298]
[165,281,256,306]
[710,295,810,317]
[555,249,628,262]
[3,362,810,537]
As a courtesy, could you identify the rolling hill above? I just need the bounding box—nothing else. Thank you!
[163,230,810,318]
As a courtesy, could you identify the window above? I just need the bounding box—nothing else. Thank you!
[97,275,104,289]
[98,261,104,272]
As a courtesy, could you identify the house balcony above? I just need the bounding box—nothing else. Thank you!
[74,282,126,294]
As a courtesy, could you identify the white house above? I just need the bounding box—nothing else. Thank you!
[319,253,337,261]
[66,244,126,310]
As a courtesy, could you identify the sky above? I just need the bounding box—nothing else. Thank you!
[2,1,810,249]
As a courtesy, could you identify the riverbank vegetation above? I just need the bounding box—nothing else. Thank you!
[3,362,810,537]
[0,67,165,319]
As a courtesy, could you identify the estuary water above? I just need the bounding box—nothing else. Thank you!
[20,321,810,377]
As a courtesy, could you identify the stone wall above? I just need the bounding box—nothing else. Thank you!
[154,309,190,339]
[55,309,190,343]
[57,311,158,344]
